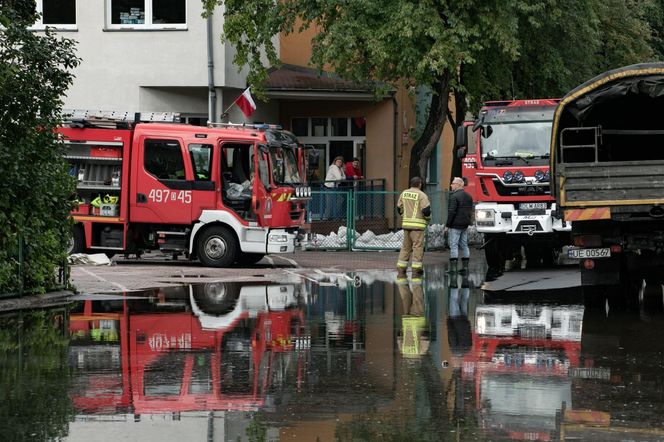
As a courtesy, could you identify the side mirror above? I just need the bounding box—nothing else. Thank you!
[455,125,467,149]
[456,146,467,159]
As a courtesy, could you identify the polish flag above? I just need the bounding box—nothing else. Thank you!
[235,87,256,118]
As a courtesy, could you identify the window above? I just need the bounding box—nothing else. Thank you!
[331,118,348,137]
[188,144,212,181]
[144,139,185,180]
[291,118,308,137]
[351,117,366,136]
[107,0,186,30]
[33,0,76,30]
[311,118,328,137]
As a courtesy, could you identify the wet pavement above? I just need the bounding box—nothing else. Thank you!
[3,262,664,441]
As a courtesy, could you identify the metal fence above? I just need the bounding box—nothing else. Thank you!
[306,183,449,251]
[1,234,68,299]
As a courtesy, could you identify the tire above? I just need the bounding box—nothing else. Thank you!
[236,253,265,266]
[68,226,86,254]
[196,226,238,267]
[191,282,241,314]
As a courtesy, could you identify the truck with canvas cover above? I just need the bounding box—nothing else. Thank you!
[455,100,571,274]
[551,63,664,288]
[63,110,311,267]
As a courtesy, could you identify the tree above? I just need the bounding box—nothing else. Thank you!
[203,0,658,183]
[0,2,80,294]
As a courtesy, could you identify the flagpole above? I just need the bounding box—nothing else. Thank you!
[220,87,250,121]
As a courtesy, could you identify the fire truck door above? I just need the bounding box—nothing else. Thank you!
[131,137,195,224]
[253,146,272,224]
[187,142,217,220]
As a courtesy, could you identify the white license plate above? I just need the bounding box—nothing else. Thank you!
[568,248,611,259]
[519,202,547,210]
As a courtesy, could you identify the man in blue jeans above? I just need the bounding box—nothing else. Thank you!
[444,177,473,274]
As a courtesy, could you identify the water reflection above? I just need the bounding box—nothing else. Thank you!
[5,274,664,440]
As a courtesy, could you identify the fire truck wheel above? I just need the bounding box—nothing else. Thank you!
[191,282,241,314]
[68,226,86,254]
[197,226,238,267]
[236,253,265,266]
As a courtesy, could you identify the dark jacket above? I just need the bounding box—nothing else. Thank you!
[446,189,473,229]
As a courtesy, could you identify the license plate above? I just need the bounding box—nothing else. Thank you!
[519,202,547,210]
[568,248,611,259]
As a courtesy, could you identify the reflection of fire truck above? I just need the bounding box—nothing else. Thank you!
[455,100,571,268]
[68,282,308,416]
[459,303,584,441]
[62,110,311,266]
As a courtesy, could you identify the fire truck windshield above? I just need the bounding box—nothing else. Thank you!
[480,121,552,165]
[269,147,302,185]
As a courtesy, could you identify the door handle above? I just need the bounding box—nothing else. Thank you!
[136,193,147,203]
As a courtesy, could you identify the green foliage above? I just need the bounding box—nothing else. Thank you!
[462,0,656,114]
[0,3,80,294]
[0,309,74,441]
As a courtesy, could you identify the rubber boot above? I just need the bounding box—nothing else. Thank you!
[448,258,458,274]
[459,258,469,275]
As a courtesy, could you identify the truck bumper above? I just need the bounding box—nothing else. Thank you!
[266,228,298,254]
[475,203,571,235]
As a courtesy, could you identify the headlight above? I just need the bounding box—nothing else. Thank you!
[269,234,288,243]
[534,170,544,181]
[514,170,525,183]
[475,209,495,226]
[503,170,513,183]
[295,187,302,197]
[306,186,311,197]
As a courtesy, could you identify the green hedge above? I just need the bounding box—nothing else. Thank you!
[0,3,80,294]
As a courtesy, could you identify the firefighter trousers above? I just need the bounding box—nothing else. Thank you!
[397,229,425,270]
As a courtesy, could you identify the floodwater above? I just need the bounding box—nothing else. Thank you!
[3,267,664,441]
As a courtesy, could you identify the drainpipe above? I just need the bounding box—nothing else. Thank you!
[392,92,398,192]
[206,15,217,123]
[392,92,398,230]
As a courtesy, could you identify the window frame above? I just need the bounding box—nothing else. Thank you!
[105,0,188,31]
[32,0,77,31]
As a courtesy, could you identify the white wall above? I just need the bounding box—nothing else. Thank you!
[48,1,246,115]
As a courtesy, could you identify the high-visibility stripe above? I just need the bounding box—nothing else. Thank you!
[276,193,292,202]
[397,260,409,268]
[411,262,423,269]
[403,219,427,229]
[564,207,611,222]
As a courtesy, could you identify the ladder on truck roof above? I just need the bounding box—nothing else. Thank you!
[62,109,180,129]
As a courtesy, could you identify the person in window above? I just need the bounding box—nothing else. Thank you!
[323,156,346,219]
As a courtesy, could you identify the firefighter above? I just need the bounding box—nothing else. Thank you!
[396,176,431,282]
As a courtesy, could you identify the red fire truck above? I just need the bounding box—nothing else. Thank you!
[62,110,311,267]
[455,100,571,271]
[68,282,308,415]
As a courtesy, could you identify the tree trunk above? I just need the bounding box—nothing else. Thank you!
[408,73,450,187]
[450,80,469,182]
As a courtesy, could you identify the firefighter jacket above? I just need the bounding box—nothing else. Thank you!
[397,187,431,230]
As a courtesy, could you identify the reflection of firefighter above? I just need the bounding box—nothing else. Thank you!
[397,281,430,357]
[447,274,472,357]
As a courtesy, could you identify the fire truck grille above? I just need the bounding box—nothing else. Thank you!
[518,325,547,339]
[492,178,550,197]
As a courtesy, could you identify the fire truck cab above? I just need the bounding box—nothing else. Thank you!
[62,110,311,267]
[456,100,571,271]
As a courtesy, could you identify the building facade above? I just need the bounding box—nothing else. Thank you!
[36,0,452,195]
